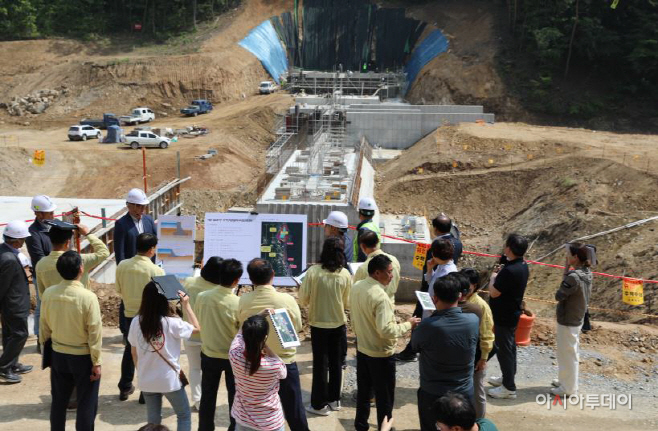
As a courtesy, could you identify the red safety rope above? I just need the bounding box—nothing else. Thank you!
[309,222,658,284]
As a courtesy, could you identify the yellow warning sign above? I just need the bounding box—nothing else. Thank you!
[412,243,431,270]
[270,227,277,232]
[269,252,277,257]
[260,245,271,253]
[622,278,644,305]
[33,150,45,166]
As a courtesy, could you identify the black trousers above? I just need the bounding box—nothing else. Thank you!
[118,301,128,335]
[494,325,517,391]
[199,353,236,431]
[0,312,28,371]
[417,388,440,431]
[118,315,134,392]
[51,351,99,431]
[354,351,396,431]
[279,362,310,431]
[310,325,345,409]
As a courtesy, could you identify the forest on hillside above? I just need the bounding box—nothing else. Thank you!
[1,0,656,120]
[0,0,240,40]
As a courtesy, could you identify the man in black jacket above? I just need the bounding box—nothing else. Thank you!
[113,188,156,404]
[114,188,156,337]
[395,214,463,362]
[25,195,56,341]
[0,220,34,383]
[114,188,156,264]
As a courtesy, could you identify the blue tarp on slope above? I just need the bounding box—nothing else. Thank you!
[238,20,289,84]
[404,29,449,91]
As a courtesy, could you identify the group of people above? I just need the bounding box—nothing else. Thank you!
[0,191,596,431]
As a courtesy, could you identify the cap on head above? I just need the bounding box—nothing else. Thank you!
[126,188,149,205]
[358,197,377,216]
[31,195,56,212]
[323,211,349,229]
[4,220,31,239]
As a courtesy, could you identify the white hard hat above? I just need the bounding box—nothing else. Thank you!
[126,188,149,205]
[31,195,56,212]
[323,211,349,229]
[4,220,31,239]
[358,197,377,212]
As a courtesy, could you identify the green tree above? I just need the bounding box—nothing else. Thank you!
[0,0,37,39]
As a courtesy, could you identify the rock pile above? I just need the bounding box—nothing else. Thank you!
[3,87,68,116]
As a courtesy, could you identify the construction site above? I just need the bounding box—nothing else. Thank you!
[0,0,657,430]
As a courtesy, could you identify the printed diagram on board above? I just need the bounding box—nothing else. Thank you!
[260,222,303,277]
[156,215,196,279]
[160,220,194,238]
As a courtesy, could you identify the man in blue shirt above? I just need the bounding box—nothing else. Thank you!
[412,274,479,431]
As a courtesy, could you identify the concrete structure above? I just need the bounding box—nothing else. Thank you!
[257,141,376,265]
[379,214,431,302]
[346,103,495,149]
[257,78,494,288]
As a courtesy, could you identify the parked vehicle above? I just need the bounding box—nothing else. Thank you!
[259,81,278,94]
[124,130,171,149]
[180,99,213,116]
[80,113,120,129]
[120,107,155,125]
[68,125,102,141]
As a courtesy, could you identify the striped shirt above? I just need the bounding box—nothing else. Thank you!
[229,333,287,431]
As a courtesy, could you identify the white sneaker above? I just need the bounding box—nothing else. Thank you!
[305,404,331,416]
[328,400,342,411]
[488,376,503,387]
[551,379,561,388]
[550,386,575,397]
[487,385,517,399]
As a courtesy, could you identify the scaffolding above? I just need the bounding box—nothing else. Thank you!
[286,69,406,98]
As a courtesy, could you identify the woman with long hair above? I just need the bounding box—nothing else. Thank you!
[298,237,351,416]
[229,314,287,431]
[551,243,595,396]
[128,282,200,431]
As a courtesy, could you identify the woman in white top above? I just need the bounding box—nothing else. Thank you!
[128,282,200,431]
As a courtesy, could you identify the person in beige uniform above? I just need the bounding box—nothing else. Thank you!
[182,256,225,411]
[352,231,400,302]
[40,251,102,430]
[36,223,109,296]
[115,232,164,401]
[350,254,420,431]
[238,258,309,431]
[299,237,351,416]
[195,258,243,431]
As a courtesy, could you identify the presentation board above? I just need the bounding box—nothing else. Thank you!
[156,215,196,279]
[204,212,308,286]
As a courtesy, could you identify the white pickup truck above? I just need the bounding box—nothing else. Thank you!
[120,107,155,126]
[124,131,171,149]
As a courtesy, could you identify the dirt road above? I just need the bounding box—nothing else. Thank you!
[0,92,291,199]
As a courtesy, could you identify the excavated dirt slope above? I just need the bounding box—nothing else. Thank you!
[377,123,658,321]
[0,0,289,128]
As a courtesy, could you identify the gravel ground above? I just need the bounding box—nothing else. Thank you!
[340,343,658,417]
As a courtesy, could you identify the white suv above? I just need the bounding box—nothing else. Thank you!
[68,125,102,141]
[125,131,171,149]
[259,81,278,94]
